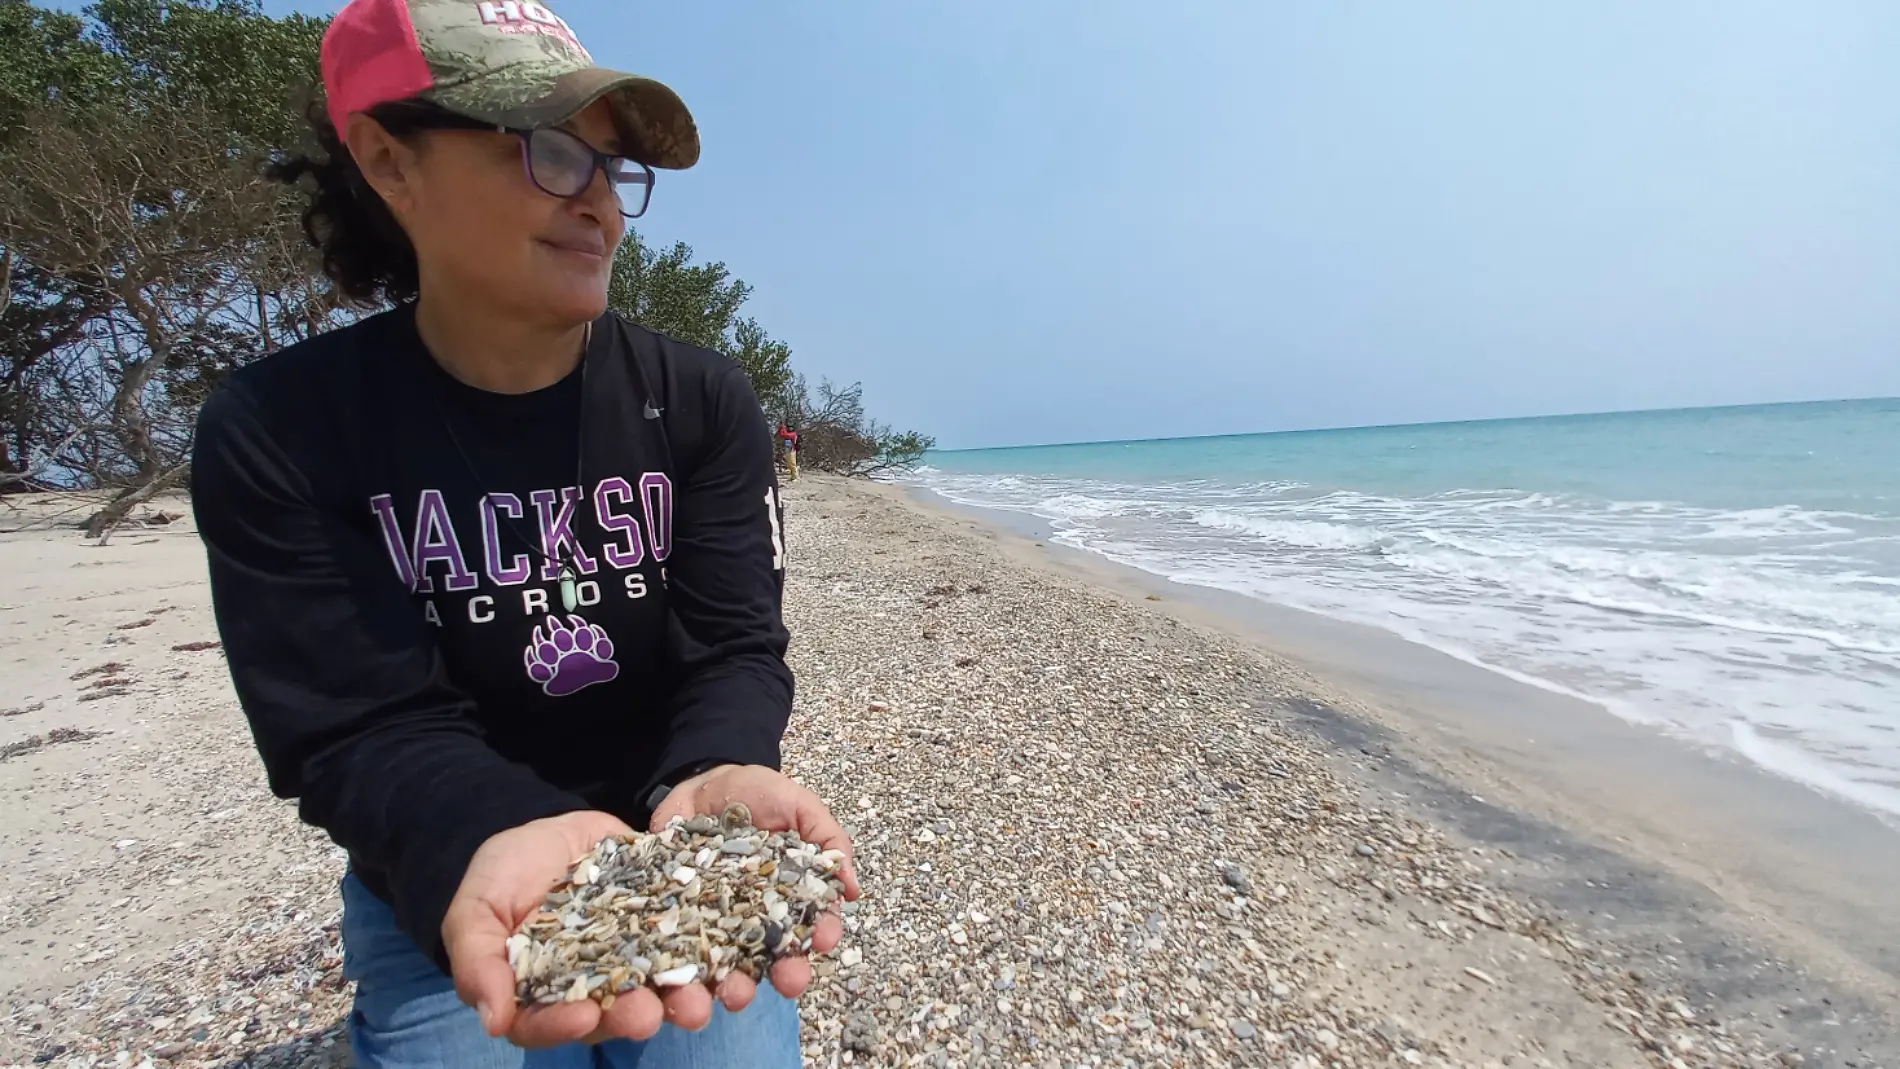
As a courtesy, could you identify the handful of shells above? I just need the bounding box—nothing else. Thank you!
[507,802,848,1007]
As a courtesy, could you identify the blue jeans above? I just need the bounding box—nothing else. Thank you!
[339,873,801,1068]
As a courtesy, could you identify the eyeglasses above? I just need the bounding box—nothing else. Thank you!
[515,126,654,220]
[376,105,655,219]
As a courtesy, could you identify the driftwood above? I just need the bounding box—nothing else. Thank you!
[87,462,190,542]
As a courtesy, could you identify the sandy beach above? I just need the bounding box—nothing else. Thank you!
[1,476,1894,1068]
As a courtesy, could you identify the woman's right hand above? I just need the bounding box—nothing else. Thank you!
[442,809,672,1047]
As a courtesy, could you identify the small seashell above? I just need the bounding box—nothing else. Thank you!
[721,802,752,830]
[652,964,701,987]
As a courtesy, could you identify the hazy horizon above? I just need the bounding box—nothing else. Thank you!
[930,394,1900,454]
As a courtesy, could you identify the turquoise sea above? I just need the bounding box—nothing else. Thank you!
[913,399,1900,821]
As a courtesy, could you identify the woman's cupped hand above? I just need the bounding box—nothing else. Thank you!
[441,767,859,1048]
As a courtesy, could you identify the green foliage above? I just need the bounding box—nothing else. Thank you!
[90,0,328,147]
[0,0,325,148]
[0,4,107,139]
[728,318,794,416]
[873,429,934,473]
[607,232,749,350]
[606,232,795,413]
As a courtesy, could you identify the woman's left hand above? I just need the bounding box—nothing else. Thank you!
[648,764,862,1026]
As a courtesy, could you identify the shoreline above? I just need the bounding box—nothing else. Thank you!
[903,469,1900,834]
[893,481,1900,1058]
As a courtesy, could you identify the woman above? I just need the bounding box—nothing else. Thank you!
[190,1,856,1065]
[775,423,800,482]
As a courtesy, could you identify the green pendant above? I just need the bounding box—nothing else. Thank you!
[559,563,578,613]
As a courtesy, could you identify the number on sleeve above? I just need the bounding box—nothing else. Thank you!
[764,486,785,572]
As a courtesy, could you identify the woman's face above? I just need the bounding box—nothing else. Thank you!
[356,99,628,326]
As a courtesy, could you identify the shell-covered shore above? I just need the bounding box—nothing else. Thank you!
[0,480,1869,1068]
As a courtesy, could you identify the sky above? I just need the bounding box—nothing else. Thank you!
[182,2,1900,446]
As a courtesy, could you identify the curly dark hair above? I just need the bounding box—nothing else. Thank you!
[266,98,450,306]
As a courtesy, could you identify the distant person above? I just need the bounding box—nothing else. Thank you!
[189,0,855,1066]
[776,422,800,482]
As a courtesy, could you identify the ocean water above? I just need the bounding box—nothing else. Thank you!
[912,399,1900,822]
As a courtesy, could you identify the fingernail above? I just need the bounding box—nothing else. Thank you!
[478,1002,496,1034]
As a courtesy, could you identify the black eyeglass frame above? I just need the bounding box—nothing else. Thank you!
[370,103,655,219]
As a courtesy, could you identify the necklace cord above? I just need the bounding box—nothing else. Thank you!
[425,320,594,585]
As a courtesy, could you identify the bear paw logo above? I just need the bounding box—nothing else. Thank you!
[523,614,620,697]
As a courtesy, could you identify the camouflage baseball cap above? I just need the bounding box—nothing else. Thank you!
[321,0,699,169]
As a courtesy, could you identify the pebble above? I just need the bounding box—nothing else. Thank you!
[1221,864,1252,895]
[842,1011,879,1054]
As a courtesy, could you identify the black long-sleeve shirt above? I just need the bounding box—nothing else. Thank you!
[191,306,792,969]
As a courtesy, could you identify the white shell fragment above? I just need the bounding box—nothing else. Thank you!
[510,802,847,1006]
[651,964,702,987]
